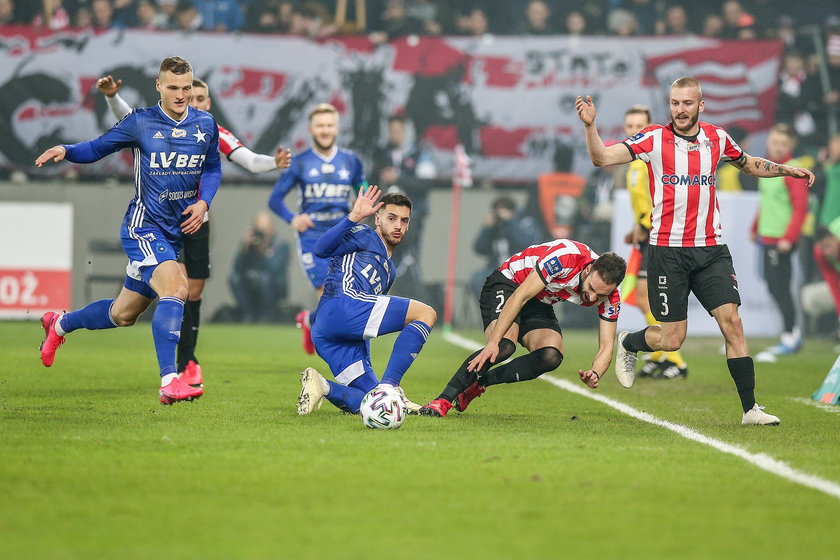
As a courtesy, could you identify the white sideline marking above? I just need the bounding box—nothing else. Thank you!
[443,331,840,501]
[792,397,840,414]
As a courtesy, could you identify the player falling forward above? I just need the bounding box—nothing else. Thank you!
[97,74,291,388]
[35,56,221,404]
[576,76,815,425]
[421,240,626,417]
[296,186,436,416]
[268,103,365,355]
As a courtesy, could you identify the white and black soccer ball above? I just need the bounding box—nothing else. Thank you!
[360,385,407,429]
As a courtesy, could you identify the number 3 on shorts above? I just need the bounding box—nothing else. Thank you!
[659,292,669,316]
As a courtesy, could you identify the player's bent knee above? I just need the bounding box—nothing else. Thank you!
[411,302,437,327]
[497,338,517,362]
[111,310,138,327]
[533,346,564,372]
[660,336,684,352]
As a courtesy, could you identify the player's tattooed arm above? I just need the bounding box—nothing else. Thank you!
[728,153,815,186]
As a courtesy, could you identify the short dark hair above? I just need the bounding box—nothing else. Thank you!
[492,196,516,212]
[625,104,651,124]
[592,252,626,287]
[159,56,192,76]
[815,225,836,242]
[192,78,209,95]
[379,191,412,212]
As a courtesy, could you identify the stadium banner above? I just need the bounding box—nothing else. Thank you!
[0,202,73,319]
[611,190,781,337]
[0,27,782,182]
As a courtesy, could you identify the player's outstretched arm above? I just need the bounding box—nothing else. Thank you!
[97,75,132,121]
[229,145,292,174]
[579,319,617,389]
[576,95,633,167]
[728,153,815,187]
[348,184,383,222]
[35,146,67,167]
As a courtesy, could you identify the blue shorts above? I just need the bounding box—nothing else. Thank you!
[312,294,410,388]
[296,231,331,289]
[120,225,180,299]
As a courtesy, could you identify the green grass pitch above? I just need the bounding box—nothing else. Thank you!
[1,320,839,559]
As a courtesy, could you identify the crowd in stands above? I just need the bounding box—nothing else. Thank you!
[1,1,836,39]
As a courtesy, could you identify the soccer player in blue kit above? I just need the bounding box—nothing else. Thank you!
[296,186,436,415]
[268,103,365,354]
[34,56,221,405]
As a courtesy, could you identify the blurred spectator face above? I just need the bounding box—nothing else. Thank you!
[783,53,804,75]
[766,129,795,161]
[388,118,405,147]
[75,5,92,27]
[92,0,113,28]
[0,0,14,24]
[526,1,550,29]
[623,112,649,138]
[702,14,724,37]
[723,1,744,27]
[384,0,407,22]
[818,231,840,257]
[470,8,488,35]
[136,0,157,27]
[189,84,211,111]
[607,9,638,36]
[159,0,176,17]
[565,11,585,34]
[175,1,199,30]
[665,5,687,34]
[309,112,339,151]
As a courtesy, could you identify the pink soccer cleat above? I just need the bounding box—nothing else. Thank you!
[39,311,66,367]
[159,376,203,405]
[296,310,315,355]
[179,360,204,387]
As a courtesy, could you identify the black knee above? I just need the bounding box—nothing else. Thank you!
[533,347,564,372]
[495,339,517,363]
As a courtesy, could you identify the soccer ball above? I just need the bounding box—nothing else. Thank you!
[360,385,407,429]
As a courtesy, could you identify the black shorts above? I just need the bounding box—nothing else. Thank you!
[479,270,562,345]
[647,244,740,322]
[179,220,211,279]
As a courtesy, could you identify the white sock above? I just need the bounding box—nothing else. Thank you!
[160,372,178,387]
[54,315,66,337]
[320,377,330,395]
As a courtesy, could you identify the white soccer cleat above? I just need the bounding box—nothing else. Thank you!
[297,367,325,415]
[741,403,780,426]
[394,385,422,414]
[615,331,637,388]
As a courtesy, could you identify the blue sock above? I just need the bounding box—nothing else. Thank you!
[380,321,431,386]
[324,380,366,414]
[152,297,184,377]
[60,299,117,334]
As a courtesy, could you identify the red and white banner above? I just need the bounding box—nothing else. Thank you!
[0,27,782,181]
[0,202,73,318]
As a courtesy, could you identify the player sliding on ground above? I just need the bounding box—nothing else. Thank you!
[296,186,436,416]
[576,76,815,425]
[421,240,626,417]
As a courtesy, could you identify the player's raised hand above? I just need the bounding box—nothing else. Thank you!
[349,184,383,222]
[274,145,292,169]
[578,369,600,389]
[467,340,499,373]
[575,95,596,126]
[35,146,67,167]
[181,200,209,234]
[96,75,122,98]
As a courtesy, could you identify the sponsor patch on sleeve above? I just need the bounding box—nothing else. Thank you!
[628,132,644,142]
[542,256,562,277]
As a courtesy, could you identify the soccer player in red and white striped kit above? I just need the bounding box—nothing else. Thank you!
[576,76,815,425]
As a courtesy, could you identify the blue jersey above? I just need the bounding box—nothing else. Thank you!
[63,103,222,244]
[268,147,365,232]
[315,217,396,298]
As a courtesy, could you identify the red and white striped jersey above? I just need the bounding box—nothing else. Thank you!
[217,124,244,159]
[498,239,621,321]
[623,122,743,247]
